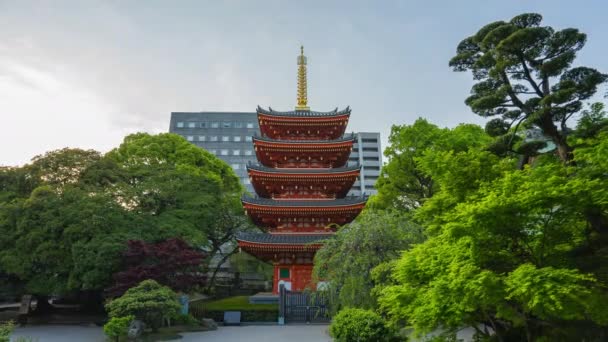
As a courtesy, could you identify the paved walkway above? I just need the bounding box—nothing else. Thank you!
[11,325,105,342]
[12,324,331,342]
[182,325,331,342]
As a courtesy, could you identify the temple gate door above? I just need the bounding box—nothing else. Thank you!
[279,284,331,324]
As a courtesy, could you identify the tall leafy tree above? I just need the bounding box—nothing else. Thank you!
[377,128,608,341]
[313,210,424,310]
[450,13,607,162]
[373,118,491,210]
[0,133,247,307]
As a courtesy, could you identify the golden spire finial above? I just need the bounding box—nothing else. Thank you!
[296,45,309,111]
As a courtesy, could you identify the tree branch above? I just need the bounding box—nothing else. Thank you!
[518,55,544,97]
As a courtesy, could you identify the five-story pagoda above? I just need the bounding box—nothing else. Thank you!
[237,47,366,294]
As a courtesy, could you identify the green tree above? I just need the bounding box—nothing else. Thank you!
[0,133,247,307]
[313,210,423,310]
[105,280,180,331]
[377,137,608,341]
[372,119,491,210]
[450,13,607,162]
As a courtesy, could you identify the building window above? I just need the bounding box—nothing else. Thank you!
[244,150,253,156]
[362,138,377,143]
[200,122,207,128]
[198,135,206,141]
[211,122,219,128]
[220,149,229,156]
[210,150,217,155]
[365,185,376,189]
[222,122,232,128]
[222,136,230,142]
[363,157,379,161]
[243,178,251,185]
[176,122,184,128]
[233,150,240,155]
[246,122,254,128]
[245,136,253,142]
[210,136,218,142]
[187,122,196,128]
[233,136,242,142]
[186,136,194,141]
[279,268,290,278]
[362,147,378,152]
[365,166,380,171]
[366,176,379,180]
[235,122,243,128]
[231,163,240,170]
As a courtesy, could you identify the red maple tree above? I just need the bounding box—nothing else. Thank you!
[108,238,207,297]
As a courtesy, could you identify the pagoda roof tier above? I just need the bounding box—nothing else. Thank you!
[238,232,332,244]
[237,232,330,262]
[257,106,350,140]
[242,195,367,207]
[247,163,361,174]
[253,133,355,144]
[253,134,355,168]
[257,106,351,118]
[242,195,367,232]
[247,163,361,199]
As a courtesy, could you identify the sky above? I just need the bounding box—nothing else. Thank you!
[1,0,607,166]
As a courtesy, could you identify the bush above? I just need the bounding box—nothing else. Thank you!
[105,280,181,331]
[0,321,15,342]
[103,315,134,342]
[173,314,199,326]
[329,308,393,342]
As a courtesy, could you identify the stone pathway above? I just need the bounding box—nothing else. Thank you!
[181,325,331,342]
[11,324,331,342]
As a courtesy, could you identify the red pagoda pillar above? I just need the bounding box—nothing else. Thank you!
[237,47,366,294]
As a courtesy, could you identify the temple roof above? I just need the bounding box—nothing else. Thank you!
[237,232,332,245]
[246,163,361,174]
[242,195,367,207]
[257,106,351,117]
[253,133,355,144]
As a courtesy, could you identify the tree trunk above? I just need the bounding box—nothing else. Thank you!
[205,248,238,292]
[537,114,573,163]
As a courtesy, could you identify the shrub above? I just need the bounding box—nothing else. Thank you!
[103,315,134,342]
[105,279,181,331]
[0,321,15,342]
[173,314,200,326]
[329,308,393,342]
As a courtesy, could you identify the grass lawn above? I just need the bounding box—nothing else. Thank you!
[192,296,278,311]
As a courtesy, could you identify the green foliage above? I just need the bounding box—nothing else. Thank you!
[103,315,134,341]
[0,321,15,342]
[372,118,491,210]
[105,280,181,331]
[313,210,424,311]
[329,308,394,342]
[0,133,246,300]
[377,131,608,340]
[450,13,607,162]
[172,314,199,326]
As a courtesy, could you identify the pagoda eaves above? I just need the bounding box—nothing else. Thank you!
[247,163,361,199]
[253,134,355,168]
[242,195,366,232]
[257,106,351,140]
